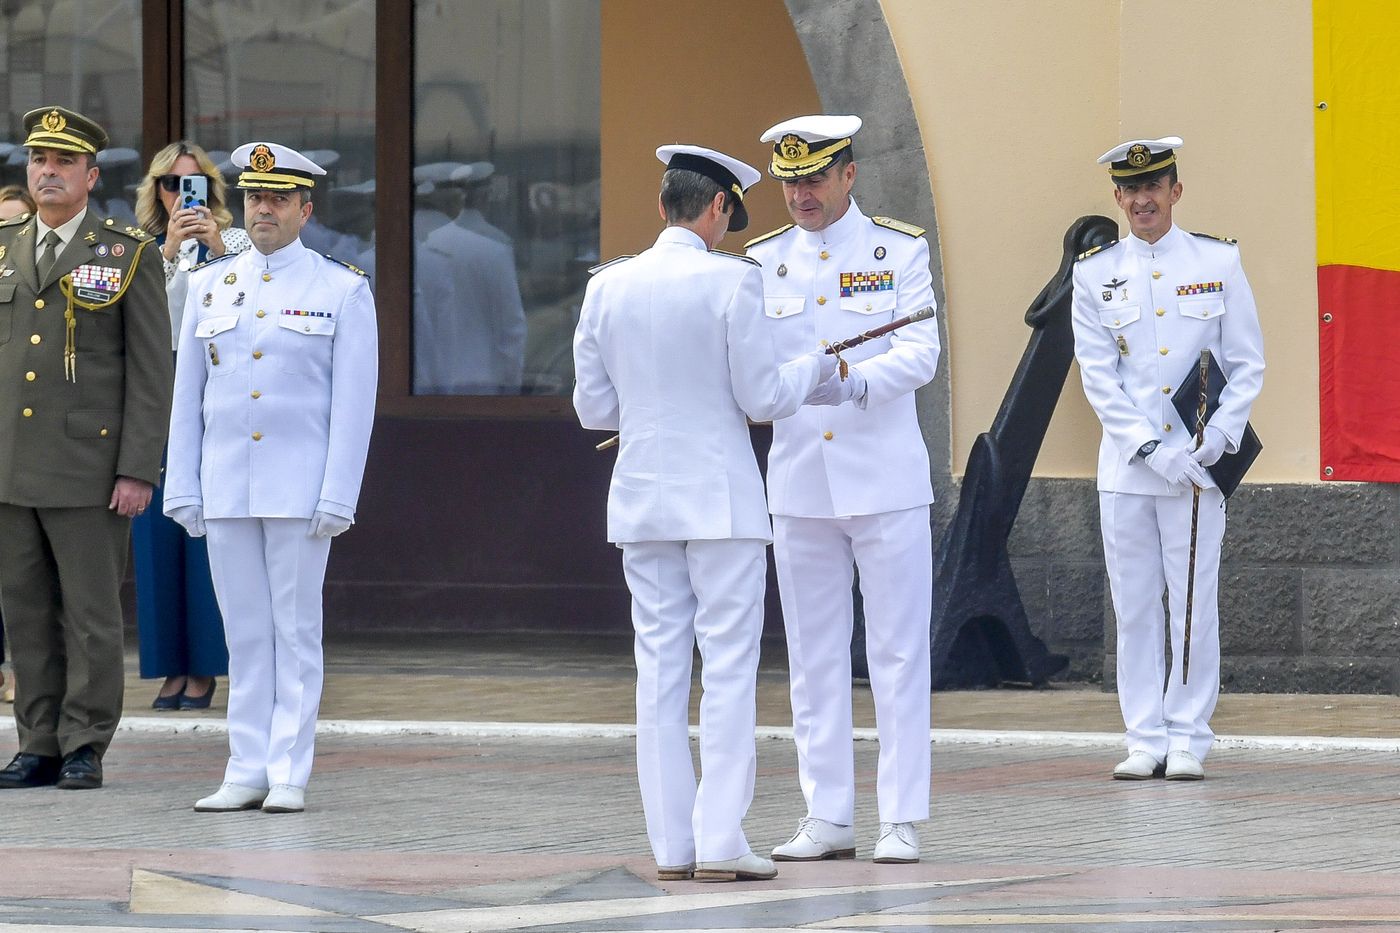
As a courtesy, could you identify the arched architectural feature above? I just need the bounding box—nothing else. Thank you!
[783,0,952,483]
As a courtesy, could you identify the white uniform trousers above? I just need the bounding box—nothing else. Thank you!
[772,507,932,825]
[1099,489,1226,763]
[621,538,766,867]
[205,518,332,789]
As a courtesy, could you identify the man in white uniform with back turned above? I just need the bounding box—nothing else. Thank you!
[745,115,940,864]
[574,145,836,882]
[164,142,378,814]
[1071,137,1263,781]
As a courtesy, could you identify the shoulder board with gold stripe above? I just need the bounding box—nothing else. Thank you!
[1190,231,1238,246]
[323,253,369,277]
[711,249,760,267]
[102,217,153,242]
[190,252,237,272]
[743,224,794,249]
[0,213,28,229]
[588,254,634,275]
[871,216,925,238]
[1075,240,1120,262]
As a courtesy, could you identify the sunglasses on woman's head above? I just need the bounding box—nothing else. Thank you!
[156,173,208,192]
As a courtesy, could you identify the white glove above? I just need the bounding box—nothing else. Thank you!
[1190,426,1230,467]
[805,365,867,407]
[167,504,206,538]
[310,510,353,538]
[1145,444,1212,489]
[812,349,839,384]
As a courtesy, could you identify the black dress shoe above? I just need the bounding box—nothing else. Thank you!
[0,752,61,789]
[56,746,103,790]
[178,678,217,711]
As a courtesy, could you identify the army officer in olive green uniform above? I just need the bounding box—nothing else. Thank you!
[0,107,172,790]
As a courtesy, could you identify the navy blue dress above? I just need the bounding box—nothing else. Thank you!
[132,236,228,679]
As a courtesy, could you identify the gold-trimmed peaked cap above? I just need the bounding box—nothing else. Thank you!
[655,144,762,233]
[231,141,326,190]
[1098,135,1183,184]
[22,106,109,155]
[760,114,861,179]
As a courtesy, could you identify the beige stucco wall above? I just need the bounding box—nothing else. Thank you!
[884,0,1317,482]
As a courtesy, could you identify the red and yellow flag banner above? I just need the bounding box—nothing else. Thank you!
[1317,0,1400,480]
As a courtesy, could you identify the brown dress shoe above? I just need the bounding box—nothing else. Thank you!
[0,752,61,788]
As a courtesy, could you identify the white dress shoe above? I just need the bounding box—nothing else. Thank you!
[656,863,694,881]
[872,821,920,863]
[194,782,268,812]
[1112,750,1164,780]
[771,817,856,861]
[1165,750,1205,781]
[694,851,777,882]
[261,783,306,813]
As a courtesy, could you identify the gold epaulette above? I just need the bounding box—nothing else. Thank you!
[588,254,634,275]
[1076,240,1120,262]
[102,217,153,242]
[743,224,794,249]
[323,253,369,277]
[190,252,237,272]
[871,216,925,238]
[1190,231,1238,245]
[0,212,28,228]
[712,249,760,267]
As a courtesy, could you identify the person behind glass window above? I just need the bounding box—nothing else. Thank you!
[413,163,525,395]
[130,141,251,711]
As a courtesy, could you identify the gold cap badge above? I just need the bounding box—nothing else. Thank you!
[41,109,66,133]
[779,134,809,161]
[1126,144,1150,168]
[250,144,276,173]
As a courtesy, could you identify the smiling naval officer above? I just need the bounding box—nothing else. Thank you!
[744,115,940,865]
[164,142,378,814]
[1070,136,1263,782]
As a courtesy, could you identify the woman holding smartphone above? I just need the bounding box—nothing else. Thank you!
[132,142,251,710]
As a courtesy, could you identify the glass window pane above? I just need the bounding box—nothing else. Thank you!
[413,1,600,396]
[0,0,143,221]
[183,1,376,275]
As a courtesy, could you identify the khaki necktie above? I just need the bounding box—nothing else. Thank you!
[36,230,61,284]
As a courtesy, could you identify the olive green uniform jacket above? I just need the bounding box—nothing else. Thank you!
[0,209,172,505]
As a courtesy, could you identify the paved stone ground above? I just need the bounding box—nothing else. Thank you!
[2,729,1400,931]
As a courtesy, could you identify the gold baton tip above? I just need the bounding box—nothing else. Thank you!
[596,435,619,451]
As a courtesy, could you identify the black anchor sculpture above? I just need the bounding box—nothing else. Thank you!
[925,214,1119,688]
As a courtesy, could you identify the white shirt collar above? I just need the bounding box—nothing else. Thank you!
[249,236,308,271]
[35,207,89,250]
[1123,223,1185,257]
[656,225,708,251]
[796,197,864,247]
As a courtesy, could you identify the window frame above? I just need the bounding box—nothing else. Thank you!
[146,0,577,421]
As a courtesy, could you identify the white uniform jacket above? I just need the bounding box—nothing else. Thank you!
[572,226,823,544]
[164,238,379,520]
[1071,225,1264,495]
[746,200,940,518]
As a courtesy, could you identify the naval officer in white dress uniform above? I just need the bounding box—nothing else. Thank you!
[745,115,939,865]
[574,145,837,882]
[1070,137,1263,781]
[164,142,378,813]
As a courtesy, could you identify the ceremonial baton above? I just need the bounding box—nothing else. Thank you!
[824,305,936,355]
[595,306,936,452]
[1182,350,1210,685]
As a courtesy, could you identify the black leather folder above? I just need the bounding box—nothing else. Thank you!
[1170,350,1262,498]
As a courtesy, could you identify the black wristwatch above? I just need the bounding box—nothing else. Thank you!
[1136,440,1161,460]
